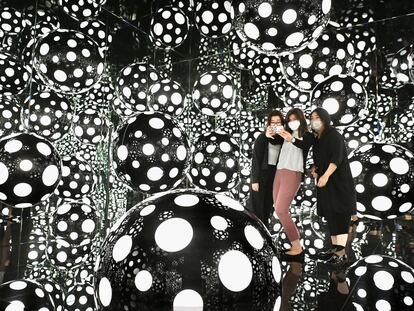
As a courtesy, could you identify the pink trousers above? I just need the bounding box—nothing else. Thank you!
[273,169,302,242]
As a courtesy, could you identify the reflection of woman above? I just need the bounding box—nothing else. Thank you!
[273,108,314,259]
[309,108,356,265]
[250,111,284,225]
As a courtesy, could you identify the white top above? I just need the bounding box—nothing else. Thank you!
[277,131,304,173]
[268,143,281,166]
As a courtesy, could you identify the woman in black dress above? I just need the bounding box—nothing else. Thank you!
[309,107,356,265]
[250,110,284,226]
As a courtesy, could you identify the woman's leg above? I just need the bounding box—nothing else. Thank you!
[274,170,302,254]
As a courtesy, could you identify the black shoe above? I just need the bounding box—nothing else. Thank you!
[325,254,348,267]
[280,250,305,262]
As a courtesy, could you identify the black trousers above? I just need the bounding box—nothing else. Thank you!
[249,165,277,226]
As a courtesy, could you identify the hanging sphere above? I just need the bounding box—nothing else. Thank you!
[0,7,26,35]
[36,278,65,311]
[58,0,107,20]
[234,0,331,55]
[79,19,112,50]
[192,70,235,116]
[350,57,372,86]
[240,127,262,159]
[0,52,29,96]
[229,30,259,70]
[113,112,190,194]
[0,95,21,137]
[189,131,240,192]
[94,189,281,310]
[150,6,189,49]
[349,143,414,219]
[21,91,73,141]
[73,108,110,144]
[390,44,413,84]
[195,0,234,38]
[55,155,96,199]
[46,237,92,270]
[64,282,95,311]
[33,29,105,94]
[0,279,55,310]
[281,27,356,91]
[311,74,368,126]
[49,200,100,246]
[0,133,61,208]
[250,54,284,85]
[346,255,414,311]
[340,125,375,154]
[147,78,185,117]
[116,62,159,113]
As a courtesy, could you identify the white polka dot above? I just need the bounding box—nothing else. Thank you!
[375,299,391,311]
[98,278,112,307]
[174,194,199,207]
[147,167,163,181]
[155,218,193,252]
[0,162,9,185]
[42,165,60,186]
[365,255,383,264]
[372,173,388,187]
[244,225,264,250]
[373,271,394,290]
[142,144,155,156]
[173,289,203,310]
[218,250,253,292]
[14,183,32,197]
[401,271,414,283]
[112,235,133,262]
[371,196,392,211]
[4,139,23,153]
[135,270,153,292]
[210,216,228,231]
[149,117,164,129]
[390,157,409,175]
[9,281,28,290]
[282,9,297,24]
[37,142,52,156]
[215,194,244,211]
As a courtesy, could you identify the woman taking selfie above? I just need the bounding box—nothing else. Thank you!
[273,108,314,260]
[250,110,284,226]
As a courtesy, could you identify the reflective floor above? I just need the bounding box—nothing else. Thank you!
[1,205,413,310]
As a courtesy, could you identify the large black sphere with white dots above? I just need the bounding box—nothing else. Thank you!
[0,52,29,96]
[0,95,21,137]
[147,78,185,117]
[150,6,189,49]
[195,0,234,38]
[346,255,414,311]
[311,74,367,126]
[0,279,55,311]
[349,143,414,219]
[73,107,110,144]
[0,133,61,208]
[113,111,190,194]
[234,0,331,55]
[94,189,281,310]
[189,131,240,192]
[33,29,104,94]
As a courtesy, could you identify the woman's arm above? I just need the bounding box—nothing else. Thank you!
[317,163,337,187]
[278,129,315,150]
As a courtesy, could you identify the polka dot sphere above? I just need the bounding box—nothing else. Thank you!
[46,237,92,270]
[150,6,189,49]
[55,155,96,199]
[64,282,95,311]
[33,29,105,94]
[391,44,413,84]
[349,143,414,219]
[195,0,234,38]
[235,0,331,55]
[21,91,73,141]
[189,131,240,192]
[36,278,65,311]
[0,7,26,35]
[0,279,55,311]
[113,112,190,194]
[49,200,100,246]
[147,78,185,117]
[79,19,112,50]
[229,30,259,70]
[58,0,106,20]
[311,74,367,126]
[241,126,262,159]
[0,95,21,137]
[340,125,375,154]
[0,52,29,96]
[116,62,159,113]
[281,28,356,91]
[0,133,61,208]
[73,108,110,144]
[94,189,281,310]
[192,70,235,116]
[346,255,414,311]
[251,54,284,85]
[351,57,372,86]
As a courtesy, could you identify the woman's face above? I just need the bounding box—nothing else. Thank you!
[310,112,320,122]
[270,116,282,126]
[288,114,298,122]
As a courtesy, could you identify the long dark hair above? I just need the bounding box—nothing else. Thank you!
[266,110,285,127]
[285,108,308,138]
[310,107,332,134]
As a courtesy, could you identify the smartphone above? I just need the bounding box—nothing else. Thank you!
[272,125,283,134]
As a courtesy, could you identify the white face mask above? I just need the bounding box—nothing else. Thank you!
[288,120,300,131]
[311,120,323,131]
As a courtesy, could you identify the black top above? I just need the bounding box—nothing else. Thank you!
[290,131,316,180]
[312,127,356,216]
[251,132,283,183]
